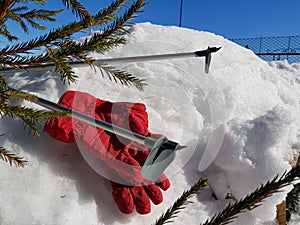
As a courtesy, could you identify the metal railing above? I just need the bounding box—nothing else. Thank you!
[230,35,300,63]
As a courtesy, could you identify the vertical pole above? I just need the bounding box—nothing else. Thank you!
[179,0,183,27]
[287,36,291,61]
[259,37,262,54]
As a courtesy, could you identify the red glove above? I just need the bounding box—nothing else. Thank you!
[44,90,170,214]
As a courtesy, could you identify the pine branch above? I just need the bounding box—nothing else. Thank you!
[154,177,209,225]
[54,60,78,84]
[18,1,47,4]
[0,52,51,66]
[94,0,127,22]
[0,2,120,56]
[96,62,146,91]
[17,8,64,31]
[0,73,9,104]
[6,88,36,100]
[56,32,127,56]
[0,0,145,64]
[0,87,69,137]
[90,0,129,30]
[98,0,146,40]
[0,103,68,137]
[61,0,90,18]
[0,1,64,40]
[0,22,18,41]
[201,165,300,225]
[0,146,27,167]
[287,181,300,213]
[0,16,88,56]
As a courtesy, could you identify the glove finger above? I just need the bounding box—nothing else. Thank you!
[111,182,134,214]
[44,116,75,143]
[130,186,151,214]
[114,152,144,185]
[142,182,163,205]
[156,173,171,191]
[129,113,149,136]
[132,143,150,165]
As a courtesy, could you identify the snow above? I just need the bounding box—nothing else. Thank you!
[1,22,300,224]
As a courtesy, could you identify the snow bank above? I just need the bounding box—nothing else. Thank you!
[1,23,300,224]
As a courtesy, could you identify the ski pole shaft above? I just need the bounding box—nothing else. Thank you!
[35,92,182,181]
[9,88,185,180]
[8,88,180,152]
[90,47,220,65]
[0,47,221,73]
[35,94,156,147]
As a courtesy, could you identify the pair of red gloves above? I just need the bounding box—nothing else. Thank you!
[44,90,170,214]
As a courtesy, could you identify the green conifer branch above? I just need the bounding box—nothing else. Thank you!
[54,59,78,84]
[287,155,300,214]
[0,73,9,104]
[0,146,27,167]
[287,182,300,213]
[0,1,145,63]
[201,165,300,225]
[61,0,90,18]
[0,0,132,56]
[0,0,64,40]
[17,8,64,31]
[0,0,146,87]
[0,22,18,41]
[0,104,66,137]
[95,62,146,91]
[154,177,209,225]
[56,33,126,56]
[18,1,47,4]
[4,88,38,102]
[98,0,145,39]
[0,88,68,137]
[94,0,127,22]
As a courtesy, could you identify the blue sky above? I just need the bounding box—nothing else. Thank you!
[136,0,300,38]
[154,0,300,38]
[3,0,300,45]
[56,0,300,38]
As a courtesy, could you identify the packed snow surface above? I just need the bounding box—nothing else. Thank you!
[1,23,300,225]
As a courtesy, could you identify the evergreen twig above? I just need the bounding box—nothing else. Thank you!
[0,0,146,87]
[287,182,300,213]
[154,177,209,225]
[0,0,64,41]
[0,104,68,137]
[61,0,90,18]
[286,154,300,214]
[96,62,146,91]
[201,165,300,225]
[0,146,27,167]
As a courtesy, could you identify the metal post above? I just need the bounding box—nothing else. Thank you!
[259,37,262,54]
[287,36,291,61]
[179,0,184,27]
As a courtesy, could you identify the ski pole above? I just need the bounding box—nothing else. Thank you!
[1,47,221,73]
[10,88,185,180]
